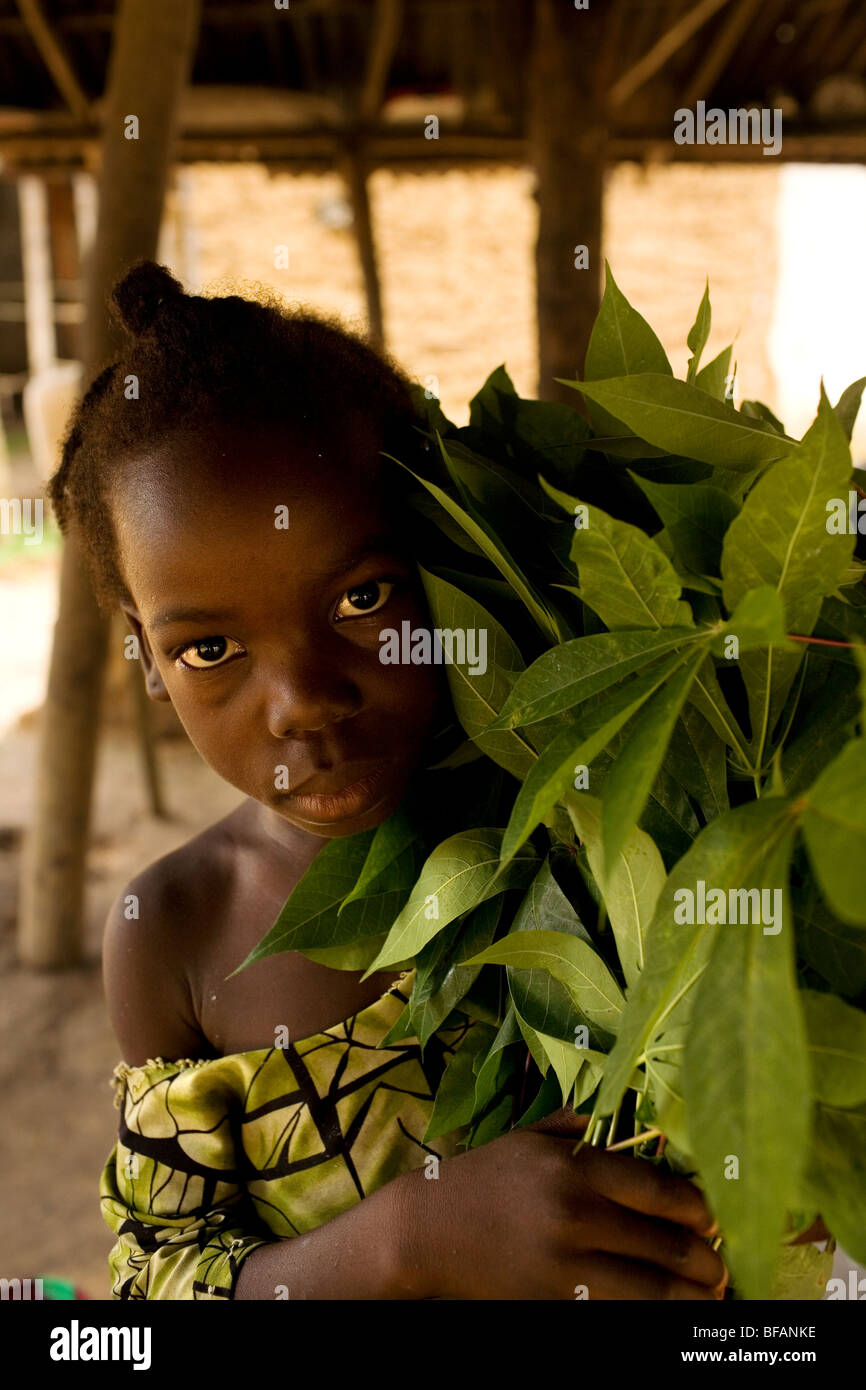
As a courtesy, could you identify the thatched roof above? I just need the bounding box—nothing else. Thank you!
[1,0,865,168]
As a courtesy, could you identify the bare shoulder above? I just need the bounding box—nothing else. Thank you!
[102,808,242,1067]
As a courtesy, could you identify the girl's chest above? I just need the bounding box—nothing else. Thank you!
[185,872,401,1055]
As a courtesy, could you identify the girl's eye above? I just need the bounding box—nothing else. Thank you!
[334,579,394,621]
[177,636,245,670]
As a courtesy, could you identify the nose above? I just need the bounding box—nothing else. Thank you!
[263,645,363,738]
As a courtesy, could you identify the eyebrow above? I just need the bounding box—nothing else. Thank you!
[151,533,405,631]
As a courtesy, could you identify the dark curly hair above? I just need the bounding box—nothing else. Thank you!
[48,261,425,613]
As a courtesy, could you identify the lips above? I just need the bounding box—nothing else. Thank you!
[282,761,394,822]
[289,760,392,798]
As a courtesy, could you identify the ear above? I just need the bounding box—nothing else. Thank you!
[119,600,171,703]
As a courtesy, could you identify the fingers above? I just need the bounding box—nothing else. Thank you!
[526,1106,591,1136]
[585,1201,727,1288]
[582,1144,718,1236]
[575,1252,726,1301]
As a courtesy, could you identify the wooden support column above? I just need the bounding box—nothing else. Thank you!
[337,0,402,351]
[19,0,201,968]
[18,174,56,375]
[529,0,608,401]
[339,143,384,350]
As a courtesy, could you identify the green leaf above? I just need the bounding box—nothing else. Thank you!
[855,642,866,729]
[721,389,855,760]
[362,829,540,974]
[695,345,732,400]
[585,262,673,379]
[423,1022,496,1142]
[721,389,854,631]
[532,1029,603,1107]
[801,989,866,1106]
[688,654,751,768]
[571,503,694,630]
[469,363,517,431]
[682,821,808,1301]
[490,627,699,731]
[666,704,729,816]
[505,859,606,1047]
[565,793,666,990]
[801,738,866,927]
[780,658,860,796]
[500,649,692,864]
[298,932,391,971]
[574,375,793,469]
[716,585,791,656]
[834,375,866,441]
[795,887,866,998]
[770,1243,835,1301]
[466,929,625,1035]
[686,280,711,384]
[397,442,561,642]
[600,648,708,874]
[418,567,537,779]
[338,807,418,915]
[506,396,593,486]
[803,1101,866,1266]
[583,263,673,436]
[470,1007,522,1118]
[410,894,503,1046]
[631,475,739,577]
[597,798,798,1119]
[739,399,786,434]
[233,830,416,972]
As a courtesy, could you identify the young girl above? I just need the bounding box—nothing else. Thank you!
[51,261,727,1300]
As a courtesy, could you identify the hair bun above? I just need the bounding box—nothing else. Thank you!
[111,260,184,337]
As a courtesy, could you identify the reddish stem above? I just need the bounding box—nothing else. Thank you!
[787,633,858,649]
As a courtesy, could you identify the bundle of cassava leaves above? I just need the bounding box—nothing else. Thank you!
[240,266,866,1301]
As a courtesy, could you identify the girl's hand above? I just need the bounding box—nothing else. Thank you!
[392,1107,728,1300]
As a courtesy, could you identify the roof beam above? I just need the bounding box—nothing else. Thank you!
[610,0,733,108]
[683,0,767,106]
[15,0,91,123]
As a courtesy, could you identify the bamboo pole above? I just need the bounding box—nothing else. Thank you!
[18,0,201,967]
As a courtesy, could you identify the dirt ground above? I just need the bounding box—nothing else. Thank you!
[3,161,855,1300]
[0,702,241,1297]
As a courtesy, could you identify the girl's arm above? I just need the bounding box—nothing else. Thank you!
[102,880,727,1301]
[239,1110,728,1301]
[232,1182,408,1300]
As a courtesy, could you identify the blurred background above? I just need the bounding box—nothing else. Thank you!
[1,0,864,1298]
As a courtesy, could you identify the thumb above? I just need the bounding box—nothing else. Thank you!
[525,1106,592,1136]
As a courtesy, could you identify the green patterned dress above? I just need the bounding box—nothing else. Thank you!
[99,970,475,1299]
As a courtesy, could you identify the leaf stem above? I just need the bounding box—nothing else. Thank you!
[787,633,858,649]
[606,1098,622,1148]
[605,1127,662,1153]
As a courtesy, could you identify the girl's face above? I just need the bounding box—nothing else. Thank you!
[113,420,448,842]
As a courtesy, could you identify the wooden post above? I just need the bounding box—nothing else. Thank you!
[337,0,402,352]
[18,0,201,967]
[339,144,385,350]
[529,0,608,401]
[18,174,56,375]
